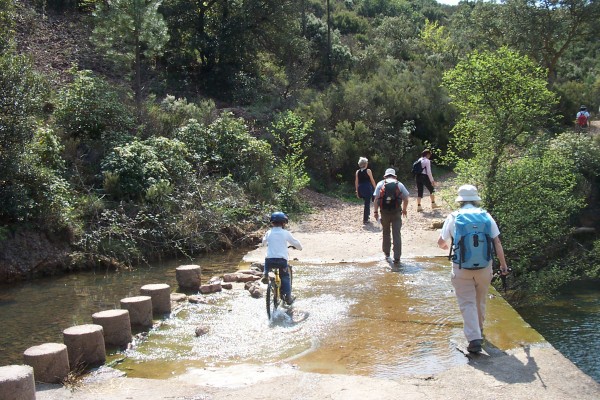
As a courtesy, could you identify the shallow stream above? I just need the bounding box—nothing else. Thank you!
[1,253,598,383]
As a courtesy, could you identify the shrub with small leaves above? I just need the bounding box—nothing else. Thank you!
[102,138,191,200]
[54,69,135,142]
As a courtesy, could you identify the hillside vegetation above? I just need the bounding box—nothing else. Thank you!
[1,0,600,304]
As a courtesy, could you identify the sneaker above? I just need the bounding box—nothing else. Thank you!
[467,339,482,353]
[417,205,423,212]
[432,202,441,209]
[393,259,400,264]
[261,275,269,284]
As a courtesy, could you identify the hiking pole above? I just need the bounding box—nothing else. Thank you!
[500,267,512,293]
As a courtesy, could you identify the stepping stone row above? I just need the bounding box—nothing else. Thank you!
[0,282,173,399]
[1,263,238,399]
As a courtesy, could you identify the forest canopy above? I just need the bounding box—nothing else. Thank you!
[1,0,600,302]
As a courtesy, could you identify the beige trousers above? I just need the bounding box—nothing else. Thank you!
[451,265,493,342]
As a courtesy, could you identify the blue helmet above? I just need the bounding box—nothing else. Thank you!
[270,212,288,223]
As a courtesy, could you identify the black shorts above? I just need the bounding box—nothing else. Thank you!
[416,174,434,197]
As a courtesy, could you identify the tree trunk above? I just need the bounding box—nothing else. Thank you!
[134,33,141,117]
[326,0,332,82]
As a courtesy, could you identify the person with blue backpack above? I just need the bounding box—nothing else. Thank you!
[436,185,508,353]
[373,168,409,265]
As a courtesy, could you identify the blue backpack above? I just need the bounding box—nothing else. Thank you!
[452,210,494,269]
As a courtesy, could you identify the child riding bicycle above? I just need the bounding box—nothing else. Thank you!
[261,212,303,305]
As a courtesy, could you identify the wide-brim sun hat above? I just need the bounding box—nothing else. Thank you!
[384,168,396,177]
[455,184,481,202]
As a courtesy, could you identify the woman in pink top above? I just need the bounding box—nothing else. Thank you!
[416,149,440,212]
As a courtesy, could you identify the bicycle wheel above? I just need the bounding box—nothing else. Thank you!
[266,281,279,319]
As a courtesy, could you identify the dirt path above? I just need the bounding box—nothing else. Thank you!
[36,178,600,400]
[589,119,600,135]
[245,179,454,265]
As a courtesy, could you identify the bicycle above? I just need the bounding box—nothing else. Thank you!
[265,257,294,320]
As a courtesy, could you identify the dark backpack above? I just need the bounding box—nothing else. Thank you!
[379,181,401,211]
[577,112,588,127]
[411,159,424,175]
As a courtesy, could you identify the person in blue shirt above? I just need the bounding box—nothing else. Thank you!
[261,212,303,305]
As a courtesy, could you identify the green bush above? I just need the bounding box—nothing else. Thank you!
[174,119,211,168]
[0,52,50,223]
[29,126,66,171]
[358,0,409,17]
[77,175,263,265]
[144,95,216,138]
[491,149,582,261]
[0,53,48,166]
[204,112,275,185]
[6,126,75,230]
[174,112,276,201]
[269,111,312,211]
[102,137,191,201]
[488,138,587,303]
[0,0,14,53]
[54,69,135,142]
[11,163,74,230]
[333,10,369,35]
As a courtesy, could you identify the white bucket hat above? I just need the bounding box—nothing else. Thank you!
[455,185,481,202]
[384,168,397,177]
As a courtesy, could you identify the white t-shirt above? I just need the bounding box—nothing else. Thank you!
[262,227,303,259]
[577,111,590,118]
[439,204,500,242]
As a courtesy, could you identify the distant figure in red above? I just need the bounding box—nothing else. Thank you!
[576,105,590,129]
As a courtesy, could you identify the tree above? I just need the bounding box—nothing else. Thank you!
[0,53,49,222]
[0,0,14,53]
[442,47,558,210]
[488,138,586,303]
[92,0,169,111]
[53,69,135,187]
[500,0,600,84]
[160,0,302,100]
[268,111,312,211]
[447,1,505,57]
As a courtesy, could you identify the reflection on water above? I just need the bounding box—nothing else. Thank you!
[518,280,600,383]
[0,251,245,366]
[119,258,541,379]
[1,254,546,381]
